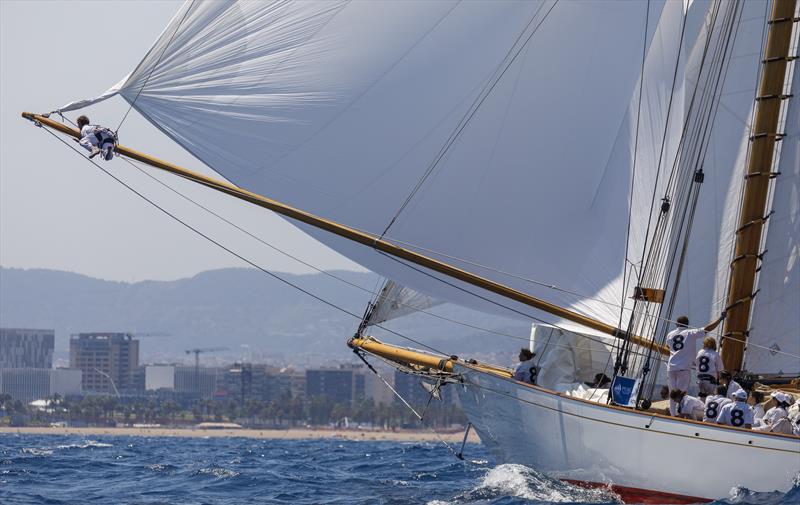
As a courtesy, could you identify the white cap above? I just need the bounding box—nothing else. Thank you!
[734,389,747,401]
[770,390,782,399]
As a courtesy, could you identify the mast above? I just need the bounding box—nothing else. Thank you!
[721,0,797,371]
[22,112,668,355]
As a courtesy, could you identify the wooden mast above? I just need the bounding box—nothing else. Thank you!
[721,0,797,371]
[22,111,668,355]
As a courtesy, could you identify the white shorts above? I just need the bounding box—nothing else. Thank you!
[668,370,691,391]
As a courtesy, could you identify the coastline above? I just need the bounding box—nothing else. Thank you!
[0,426,481,443]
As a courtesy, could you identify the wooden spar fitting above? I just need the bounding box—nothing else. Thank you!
[348,336,513,379]
[21,111,668,356]
[721,0,797,372]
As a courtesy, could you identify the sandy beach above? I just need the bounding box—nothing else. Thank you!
[0,426,481,443]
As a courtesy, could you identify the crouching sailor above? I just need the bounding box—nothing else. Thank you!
[76,115,117,160]
[670,389,704,420]
[513,348,538,385]
[716,389,753,429]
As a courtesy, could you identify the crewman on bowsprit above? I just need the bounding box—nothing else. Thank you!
[665,313,725,416]
[76,115,117,161]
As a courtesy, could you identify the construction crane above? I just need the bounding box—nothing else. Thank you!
[185,347,229,395]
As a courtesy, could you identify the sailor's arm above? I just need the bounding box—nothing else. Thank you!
[703,312,726,332]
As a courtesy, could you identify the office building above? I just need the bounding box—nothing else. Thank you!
[69,333,139,394]
[305,364,368,404]
[0,328,55,368]
[0,368,82,402]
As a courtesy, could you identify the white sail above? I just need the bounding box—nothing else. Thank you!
[365,280,443,326]
[61,0,690,335]
[747,67,800,375]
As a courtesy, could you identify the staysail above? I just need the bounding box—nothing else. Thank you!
[364,280,443,327]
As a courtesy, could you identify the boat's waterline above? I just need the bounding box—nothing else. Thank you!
[455,363,800,503]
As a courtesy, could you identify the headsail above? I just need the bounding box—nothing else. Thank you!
[59,0,678,336]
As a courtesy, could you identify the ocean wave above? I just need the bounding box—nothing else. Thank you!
[432,464,620,504]
[195,467,240,479]
[55,440,114,450]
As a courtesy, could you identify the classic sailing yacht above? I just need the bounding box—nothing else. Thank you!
[23,0,799,502]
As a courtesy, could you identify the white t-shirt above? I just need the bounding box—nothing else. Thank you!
[726,380,743,399]
[703,395,731,423]
[665,327,705,371]
[678,395,704,419]
[762,406,788,426]
[717,401,754,428]
[752,404,765,421]
[513,359,538,384]
[695,348,724,379]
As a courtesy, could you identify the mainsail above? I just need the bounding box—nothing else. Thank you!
[59,0,678,336]
[747,68,800,375]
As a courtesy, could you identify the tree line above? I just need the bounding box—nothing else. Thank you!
[0,393,466,429]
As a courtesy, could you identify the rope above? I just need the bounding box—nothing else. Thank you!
[380,0,560,238]
[35,123,448,358]
[115,0,195,133]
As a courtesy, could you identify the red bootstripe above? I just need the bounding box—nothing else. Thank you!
[563,479,712,504]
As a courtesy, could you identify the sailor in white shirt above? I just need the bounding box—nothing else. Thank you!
[719,371,743,400]
[716,389,754,429]
[670,389,704,420]
[749,390,766,426]
[665,313,724,416]
[76,115,117,161]
[512,348,538,385]
[755,392,792,433]
[703,385,732,423]
[695,337,724,397]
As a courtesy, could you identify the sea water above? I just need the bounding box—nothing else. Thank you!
[0,434,796,504]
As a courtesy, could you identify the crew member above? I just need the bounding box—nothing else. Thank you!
[670,389,704,420]
[749,390,766,426]
[695,336,724,397]
[756,392,792,433]
[76,115,117,160]
[513,348,538,385]
[665,313,724,415]
[703,385,732,423]
[719,371,743,399]
[716,389,753,429]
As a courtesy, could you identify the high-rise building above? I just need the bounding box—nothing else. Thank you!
[0,328,55,368]
[0,368,82,401]
[69,333,139,394]
[305,364,368,404]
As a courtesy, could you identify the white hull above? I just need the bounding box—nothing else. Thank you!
[455,364,800,502]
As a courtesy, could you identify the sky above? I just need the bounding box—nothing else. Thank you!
[0,0,364,282]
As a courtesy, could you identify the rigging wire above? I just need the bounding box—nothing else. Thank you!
[35,124,449,358]
[613,0,652,378]
[380,0,560,238]
[115,0,195,133]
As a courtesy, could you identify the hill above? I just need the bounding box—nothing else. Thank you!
[0,267,528,366]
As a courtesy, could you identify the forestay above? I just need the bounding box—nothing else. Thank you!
[60,0,734,337]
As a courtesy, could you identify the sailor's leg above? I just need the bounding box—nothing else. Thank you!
[78,136,96,152]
